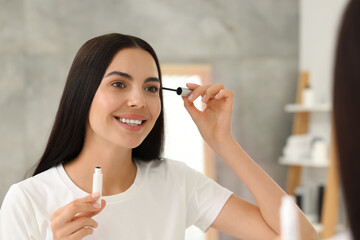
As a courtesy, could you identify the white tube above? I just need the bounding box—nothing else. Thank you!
[176,87,193,97]
[92,167,103,207]
[280,195,300,240]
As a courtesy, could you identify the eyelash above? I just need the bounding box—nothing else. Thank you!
[111,82,126,88]
[111,82,159,93]
[145,86,159,93]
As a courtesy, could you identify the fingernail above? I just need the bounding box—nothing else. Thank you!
[93,203,101,208]
[92,192,100,199]
[188,94,194,101]
[95,221,98,227]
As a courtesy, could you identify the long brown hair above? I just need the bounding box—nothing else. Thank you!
[33,33,164,176]
[333,1,360,238]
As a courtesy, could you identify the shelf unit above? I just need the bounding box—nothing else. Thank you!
[281,72,339,239]
[280,103,331,168]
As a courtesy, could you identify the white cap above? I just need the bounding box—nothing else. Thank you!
[95,167,102,174]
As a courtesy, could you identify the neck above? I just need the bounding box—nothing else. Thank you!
[63,132,137,196]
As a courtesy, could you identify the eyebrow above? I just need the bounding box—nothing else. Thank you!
[105,71,160,83]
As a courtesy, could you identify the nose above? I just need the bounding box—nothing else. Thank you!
[127,88,145,109]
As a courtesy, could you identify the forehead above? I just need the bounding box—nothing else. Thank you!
[105,48,158,78]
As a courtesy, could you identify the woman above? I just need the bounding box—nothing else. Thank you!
[0,33,317,239]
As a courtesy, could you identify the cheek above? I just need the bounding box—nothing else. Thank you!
[88,92,116,123]
[152,98,161,119]
[94,91,121,112]
[87,100,102,130]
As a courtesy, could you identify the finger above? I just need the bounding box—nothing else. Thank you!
[214,89,234,100]
[51,193,100,219]
[202,83,225,103]
[55,198,103,226]
[62,217,98,237]
[64,201,103,217]
[77,192,101,203]
[186,82,200,90]
[69,227,94,240]
[185,83,202,102]
[187,85,210,102]
[73,199,106,219]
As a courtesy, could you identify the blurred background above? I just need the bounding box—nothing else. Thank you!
[0,0,350,239]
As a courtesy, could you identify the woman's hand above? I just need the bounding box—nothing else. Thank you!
[182,83,234,150]
[50,193,106,240]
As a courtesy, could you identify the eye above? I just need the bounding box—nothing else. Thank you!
[111,82,126,88]
[145,86,159,93]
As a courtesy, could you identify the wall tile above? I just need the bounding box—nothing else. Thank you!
[24,0,63,55]
[24,55,67,163]
[0,0,26,53]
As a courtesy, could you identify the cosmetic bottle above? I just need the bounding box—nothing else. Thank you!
[311,139,328,164]
[92,167,103,206]
[280,195,300,240]
[302,84,314,106]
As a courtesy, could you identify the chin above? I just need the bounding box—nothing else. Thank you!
[117,138,145,149]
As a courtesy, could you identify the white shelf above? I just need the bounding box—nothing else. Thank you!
[279,156,329,168]
[309,221,346,235]
[284,104,332,113]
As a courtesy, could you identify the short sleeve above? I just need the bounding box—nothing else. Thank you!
[183,163,233,232]
[0,184,40,240]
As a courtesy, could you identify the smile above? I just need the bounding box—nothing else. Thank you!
[115,117,146,126]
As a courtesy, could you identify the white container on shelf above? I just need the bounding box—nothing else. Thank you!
[302,86,315,106]
[311,140,328,164]
[282,134,312,160]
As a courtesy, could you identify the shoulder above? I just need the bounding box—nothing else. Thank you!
[0,182,36,226]
[2,165,62,210]
[0,183,39,238]
[16,165,60,193]
[2,183,28,206]
[0,167,59,239]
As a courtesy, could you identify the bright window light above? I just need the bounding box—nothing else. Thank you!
[162,74,206,240]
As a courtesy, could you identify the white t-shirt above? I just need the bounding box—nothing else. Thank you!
[0,159,232,240]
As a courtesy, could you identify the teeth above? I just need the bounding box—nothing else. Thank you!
[118,117,143,126]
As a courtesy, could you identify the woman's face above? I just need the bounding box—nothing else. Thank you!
[87,48,161,149]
